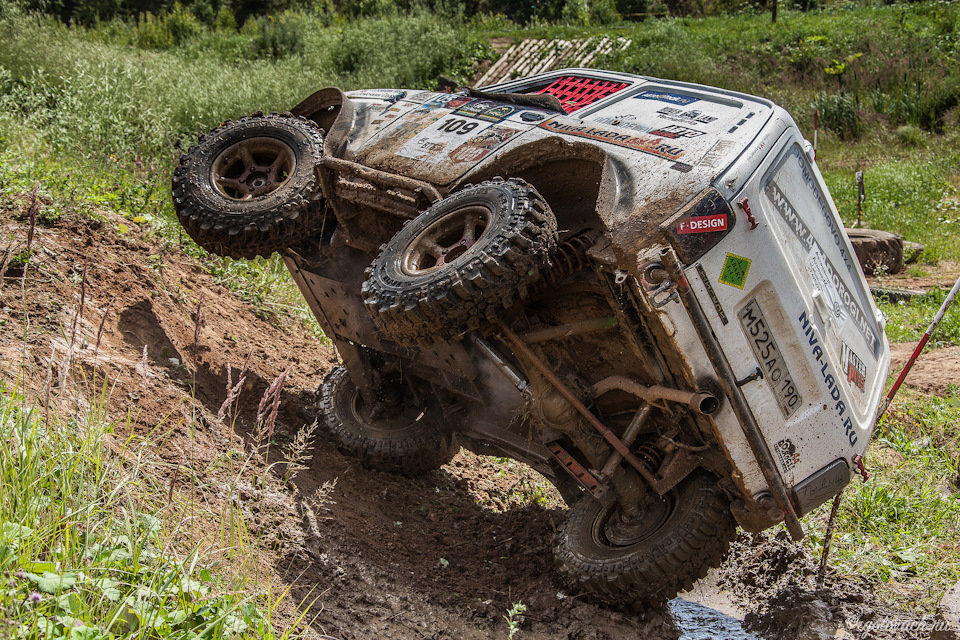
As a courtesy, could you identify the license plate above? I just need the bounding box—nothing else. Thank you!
[738,299,802,419]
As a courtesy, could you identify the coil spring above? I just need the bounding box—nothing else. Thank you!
[542,231,599,286]
[635,441,665,475]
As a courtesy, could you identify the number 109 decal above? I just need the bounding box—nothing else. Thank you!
[437,118,480,135]
[738,299,802,419]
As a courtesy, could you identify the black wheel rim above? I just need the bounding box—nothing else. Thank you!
[592,495,677,548]
[345,385,426,437]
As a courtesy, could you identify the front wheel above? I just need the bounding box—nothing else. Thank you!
[319,367,458,476]
[172,113,327,260]
[361,178,558,346]
[554,471,736,606]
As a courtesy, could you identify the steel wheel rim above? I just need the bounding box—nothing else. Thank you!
[211,137,296,201]
[401,205,492,275]
[593,495,676,548]
[347,386,423,436]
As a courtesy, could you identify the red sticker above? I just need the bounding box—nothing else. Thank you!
[677,213,728,234]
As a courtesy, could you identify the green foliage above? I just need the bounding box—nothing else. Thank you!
[877,288,960,347]
[823,154,960,260]
[802,390,960,604]
[242,12,308,59]
[811,92,860,140]
[0,391,276,640]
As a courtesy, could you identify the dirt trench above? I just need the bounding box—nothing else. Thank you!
[0,205,932,640]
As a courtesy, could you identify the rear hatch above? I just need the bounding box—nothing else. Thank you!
[681,128,889,493]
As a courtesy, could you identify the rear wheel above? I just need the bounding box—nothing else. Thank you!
[555,471,736,606]
[319,367,457,476]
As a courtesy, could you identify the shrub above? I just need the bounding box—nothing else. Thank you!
[243,12,306,59]
[894,124,928,147]
[811,92,860,140]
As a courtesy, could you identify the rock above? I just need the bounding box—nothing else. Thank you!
[931,581,960,640]
[904,240,925,265]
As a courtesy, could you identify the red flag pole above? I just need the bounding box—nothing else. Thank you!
[877,274,960,420]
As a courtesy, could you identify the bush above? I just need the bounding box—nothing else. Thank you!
[243,12,306,59]
[811,92,860,140]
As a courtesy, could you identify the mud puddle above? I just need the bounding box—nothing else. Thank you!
[670,598,759,640]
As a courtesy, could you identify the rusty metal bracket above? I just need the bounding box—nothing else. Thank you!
[548,441,604,497]
[320,156,442,204]
[495,319,661,491]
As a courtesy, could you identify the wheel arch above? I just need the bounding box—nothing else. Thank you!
[456,137,630,238]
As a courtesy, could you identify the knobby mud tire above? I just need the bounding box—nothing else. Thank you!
[361,178,558,346]
[319,367,458,476]
[846,228,904,276]
[172,113,326,260]
[555,471,737,607]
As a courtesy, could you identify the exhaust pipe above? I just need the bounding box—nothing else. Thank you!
[592,376,720,415]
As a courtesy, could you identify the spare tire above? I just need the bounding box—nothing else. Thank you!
[845,228,904,276]
[362,178,558,345]
[172,113,326,260]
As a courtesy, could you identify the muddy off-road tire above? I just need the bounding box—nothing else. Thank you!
[172,113,326,260]
[555,471,736,606]
[845,228,904,276]
[320,367,457,476]
[362,178,558,345]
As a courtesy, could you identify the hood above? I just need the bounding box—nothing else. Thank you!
[342,90,550,187]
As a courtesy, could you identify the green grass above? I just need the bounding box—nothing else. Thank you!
[801,389,960,609]
[0,382,296,640]
[877,288,960,346]
[2,0,960,618]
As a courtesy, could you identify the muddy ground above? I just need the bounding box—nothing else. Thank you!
[0,205,944,639]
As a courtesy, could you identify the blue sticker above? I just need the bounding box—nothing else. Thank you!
[635,90,699,106]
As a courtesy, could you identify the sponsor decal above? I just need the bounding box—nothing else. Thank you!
[538,119,685,162]
[635,90,699,106]
[842,342,866,392]
[396,115,492,161]
[696,264,727,325]
[656,107,717,124]
[718,253,751,289]
[649,124,706,139]
[699,139,737,169]
[422,95,474,110]
[453,100,518,122]
[448,125,521,163]
[739,299,802,418]
[348,89,406,101]
[799,311,858,447]
[677,213,727,234]
[775,438,801,473]
[765,177,881,357]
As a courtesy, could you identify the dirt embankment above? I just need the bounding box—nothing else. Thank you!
[0,205,931,639]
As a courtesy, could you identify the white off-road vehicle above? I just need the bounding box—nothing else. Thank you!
[173,68,890,605]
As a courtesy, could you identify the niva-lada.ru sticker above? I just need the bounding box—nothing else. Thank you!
[738,299,802,419]
[800,311,859,447]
